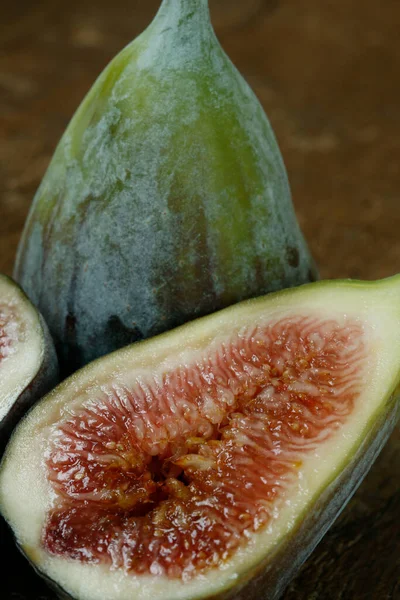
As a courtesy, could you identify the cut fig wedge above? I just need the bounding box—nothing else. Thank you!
[0,274,58,448]
[1,277,400,600]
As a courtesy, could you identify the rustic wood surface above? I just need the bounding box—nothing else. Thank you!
[1,0,399,598]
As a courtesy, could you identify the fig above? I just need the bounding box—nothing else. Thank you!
[0,274,58,449]
[1,276,399,600]
[14,0,317,374]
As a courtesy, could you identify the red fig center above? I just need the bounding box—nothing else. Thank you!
[44,315,366,580]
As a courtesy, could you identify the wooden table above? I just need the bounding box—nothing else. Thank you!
[1,1,399,598]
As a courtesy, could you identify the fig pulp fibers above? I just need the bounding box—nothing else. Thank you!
[0,307,17,363]
[44,315,366,580]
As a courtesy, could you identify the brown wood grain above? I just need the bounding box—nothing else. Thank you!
[1,1,400,598]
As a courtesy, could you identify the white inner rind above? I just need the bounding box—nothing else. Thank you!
[0,277,43,423]
[1,280,400,600]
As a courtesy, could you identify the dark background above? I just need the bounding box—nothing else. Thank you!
[1,0,399,598]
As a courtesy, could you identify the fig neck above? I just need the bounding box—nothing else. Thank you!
[151,0,213,36]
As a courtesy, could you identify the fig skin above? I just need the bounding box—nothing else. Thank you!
[0,274,59,452]
[1,276,400,600]
[14,0,317,375]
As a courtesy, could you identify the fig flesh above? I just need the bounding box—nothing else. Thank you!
[14,0,317,374]
[1,277,399,600]
[0,274,58,449]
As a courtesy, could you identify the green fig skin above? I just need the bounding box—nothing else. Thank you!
[14,0,317,373]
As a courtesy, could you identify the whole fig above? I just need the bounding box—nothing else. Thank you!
[15,0,317,373]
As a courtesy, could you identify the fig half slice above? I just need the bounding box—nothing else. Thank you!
[1,277,400,600]
[0,274,58,448]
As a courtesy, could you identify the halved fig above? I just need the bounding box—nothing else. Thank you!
[1,277,400,600]
[0,274,58,448]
